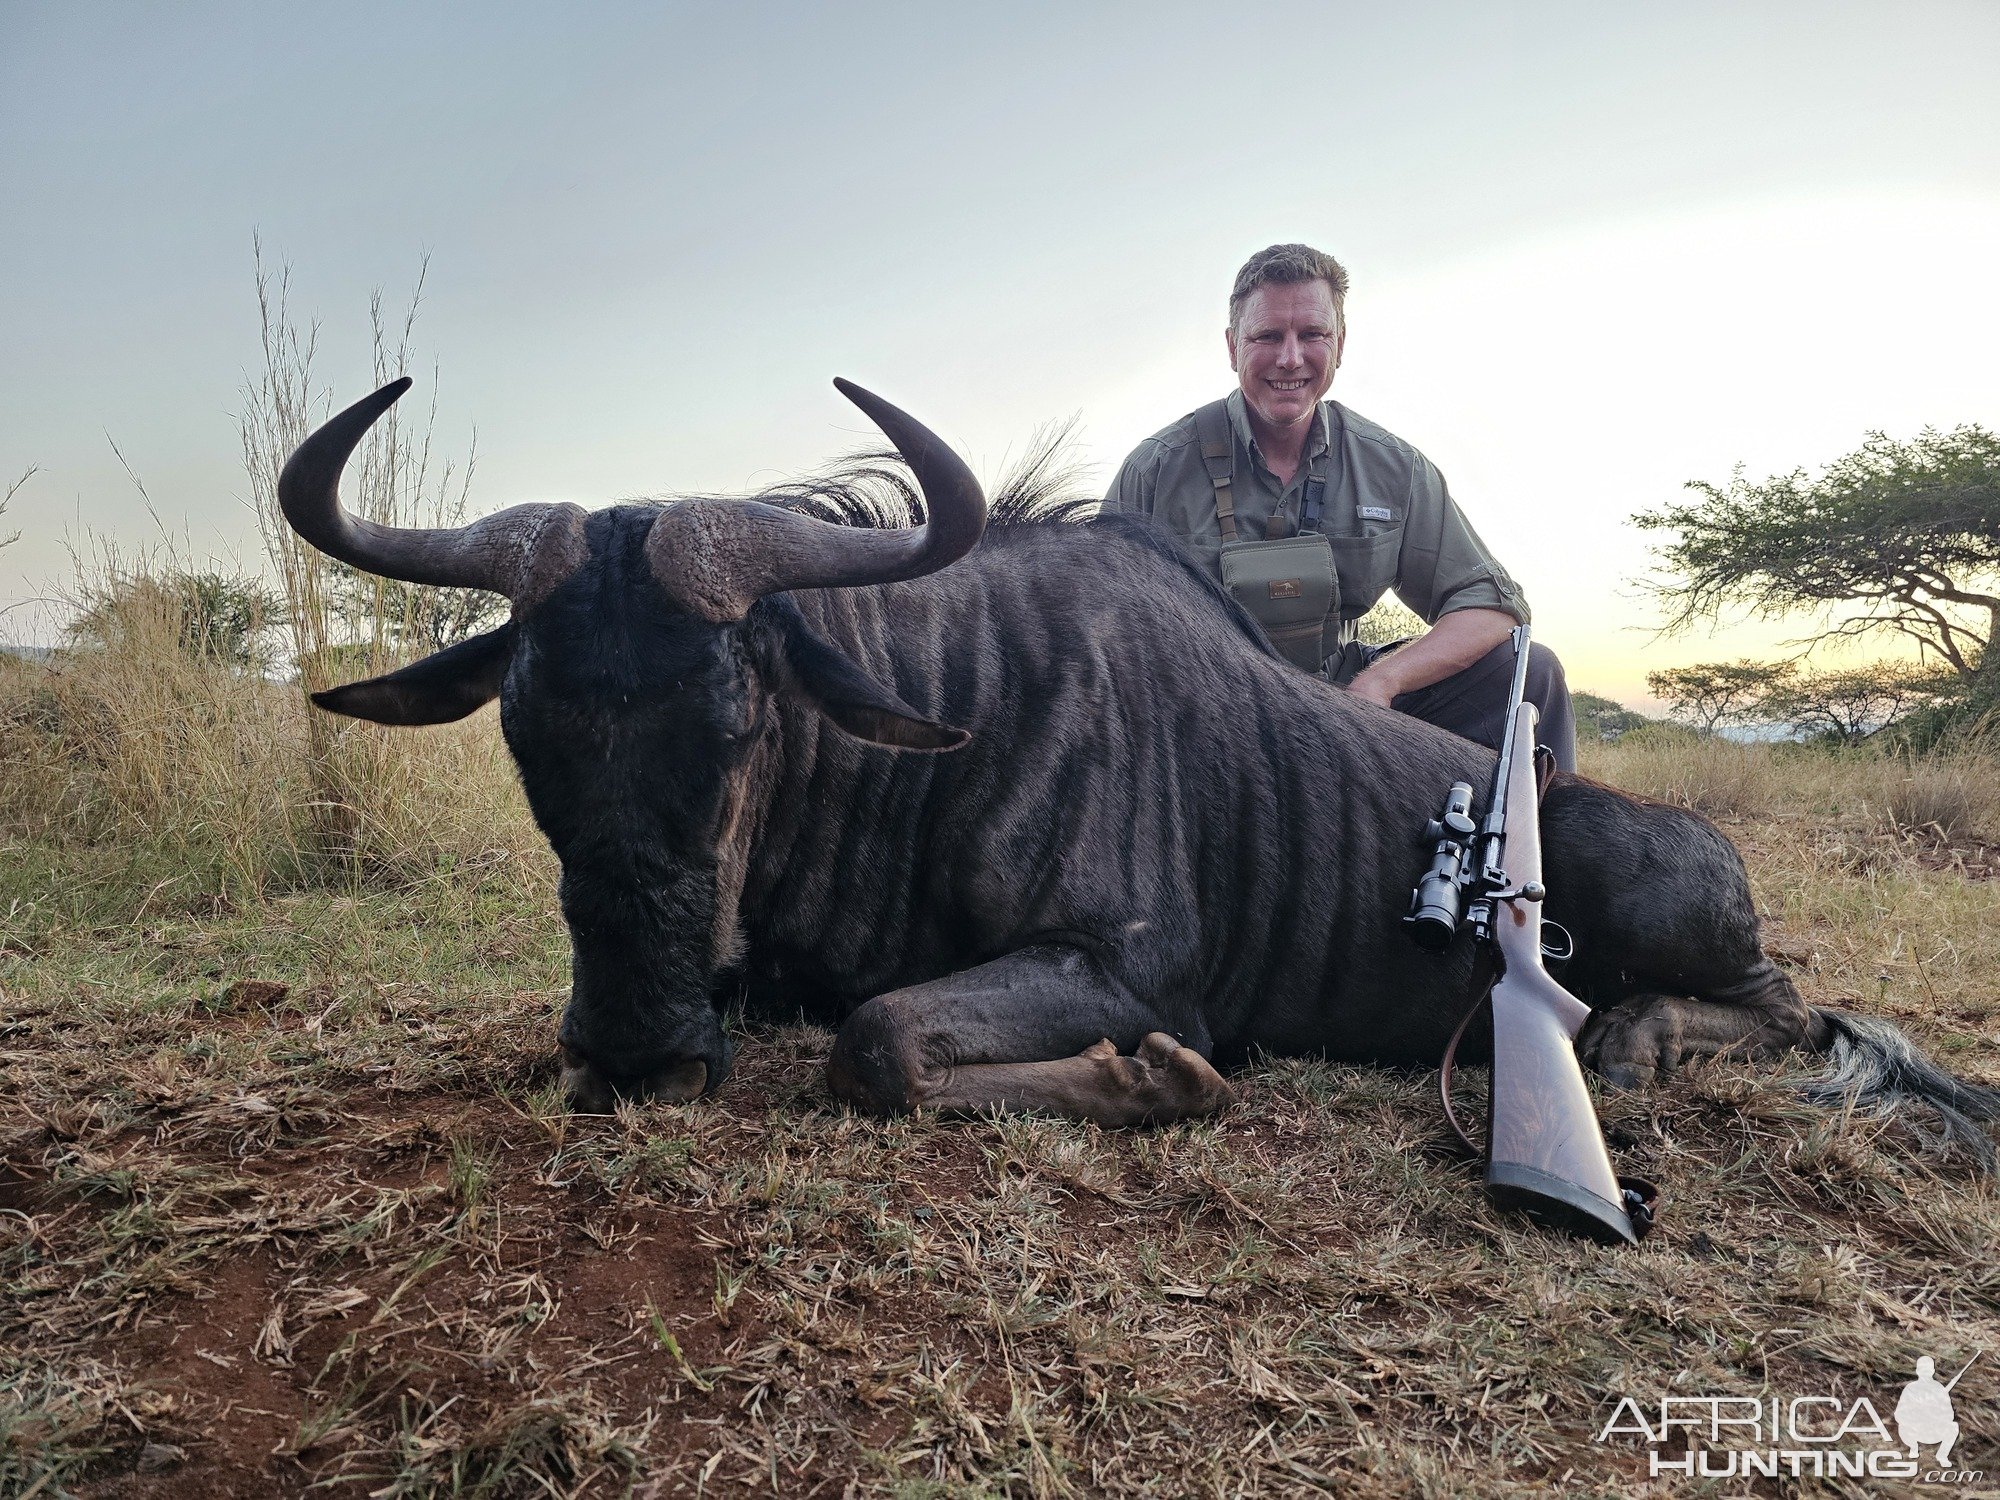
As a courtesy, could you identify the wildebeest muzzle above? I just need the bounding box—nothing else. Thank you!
[556,1007,735,1113]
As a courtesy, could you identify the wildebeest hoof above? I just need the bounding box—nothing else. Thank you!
[560,1046,708,1114]
[1578,990,1811,1091]
[1594,1060,1658,1091]
[1113,1032,1234,1122]
[1576,1005,1673,1090]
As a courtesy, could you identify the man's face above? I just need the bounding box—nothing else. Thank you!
[1226,279,1344,435]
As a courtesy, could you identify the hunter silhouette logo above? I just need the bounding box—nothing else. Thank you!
[1897,1355,1976,1468]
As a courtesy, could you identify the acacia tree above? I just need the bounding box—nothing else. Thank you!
[1571,691,1651,741]
[1644,660,1791,734]
[1761,662,1954,744]
[1635,426,2000,692]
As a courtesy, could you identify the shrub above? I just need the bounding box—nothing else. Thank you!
[67,569,282,671]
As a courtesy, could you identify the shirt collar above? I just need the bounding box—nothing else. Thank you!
[1224,388,1333,472]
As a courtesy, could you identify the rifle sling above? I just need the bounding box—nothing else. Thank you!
[1438,966,1491,1159]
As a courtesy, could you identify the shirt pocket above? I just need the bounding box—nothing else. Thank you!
[1325,529,1402,619]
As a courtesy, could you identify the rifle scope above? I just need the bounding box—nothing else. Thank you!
[1405,780,1477,951]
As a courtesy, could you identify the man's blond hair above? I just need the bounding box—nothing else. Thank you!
[1228,244,1350,332]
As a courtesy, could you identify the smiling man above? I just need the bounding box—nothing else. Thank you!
[1103,243,1576,768]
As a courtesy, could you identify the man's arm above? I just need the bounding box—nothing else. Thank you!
[1346,607,1516,706]
[1354,449,1526,701]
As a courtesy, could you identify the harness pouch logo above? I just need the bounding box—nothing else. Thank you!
[1269,579,1302,599]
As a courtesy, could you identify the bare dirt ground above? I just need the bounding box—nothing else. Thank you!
[5,808,2000,1498]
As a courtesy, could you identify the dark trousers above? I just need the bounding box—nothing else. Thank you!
[1347,638,1578,772]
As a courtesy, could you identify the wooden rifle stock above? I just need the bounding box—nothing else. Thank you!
[1480,701,1641,1246]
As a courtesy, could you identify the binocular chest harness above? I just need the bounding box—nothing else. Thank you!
[1194,399,1341,675]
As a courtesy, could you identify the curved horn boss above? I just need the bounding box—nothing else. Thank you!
[643,378,988,621]
[277,376,587,608]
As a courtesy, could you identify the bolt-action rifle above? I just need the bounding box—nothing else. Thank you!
[1404,626,1656,1245]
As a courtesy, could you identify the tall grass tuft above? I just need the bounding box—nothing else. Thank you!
[1863,754,2000,844]
[239,244,502,872]
[1581,728,1778,819]
[0,251,545,917]
[0,560,544,914]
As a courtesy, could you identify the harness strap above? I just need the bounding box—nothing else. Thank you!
[1193,399,1238,543]
[1195,398,1338,545]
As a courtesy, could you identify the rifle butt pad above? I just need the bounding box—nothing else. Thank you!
[1485,974,1637,1246]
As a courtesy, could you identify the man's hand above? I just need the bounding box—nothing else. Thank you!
[1345,672,1401,709]
[1345,608,1518,706]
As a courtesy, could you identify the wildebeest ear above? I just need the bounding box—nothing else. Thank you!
[778,615,969,752]
[310,624,515,726]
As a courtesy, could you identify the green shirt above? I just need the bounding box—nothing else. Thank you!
[1101,391,1529,648]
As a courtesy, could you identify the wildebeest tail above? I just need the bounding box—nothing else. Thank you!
[1798,1007,2000,1170]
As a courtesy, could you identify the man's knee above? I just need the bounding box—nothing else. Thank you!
[1527,642,1579,770]
[1523,641,1567,697]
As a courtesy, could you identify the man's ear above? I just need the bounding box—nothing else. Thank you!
[311,623,515,726]
[1225,323,1239,372]
[776,611,969,752]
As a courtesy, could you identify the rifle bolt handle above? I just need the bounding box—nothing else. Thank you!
[1522,880,1546,902]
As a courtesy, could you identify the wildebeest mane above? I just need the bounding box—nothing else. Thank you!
[710,420,1096,530]
[663,422,1281,661]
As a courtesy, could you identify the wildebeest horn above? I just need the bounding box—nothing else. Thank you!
[278,377,586,606]
[643,379,988,621]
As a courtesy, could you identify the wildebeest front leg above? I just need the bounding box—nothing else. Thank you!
[826,946,1232,1126]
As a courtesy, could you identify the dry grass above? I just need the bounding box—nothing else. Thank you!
[4,630,2000,1495]
[0,622,548,919]
[1582,732,2000,848]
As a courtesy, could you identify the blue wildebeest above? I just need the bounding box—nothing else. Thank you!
[280,379,1999,1162]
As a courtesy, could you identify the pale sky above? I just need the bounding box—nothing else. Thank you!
[4,1,1998,706]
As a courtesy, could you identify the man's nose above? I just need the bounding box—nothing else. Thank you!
[1276,333,1304,367]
